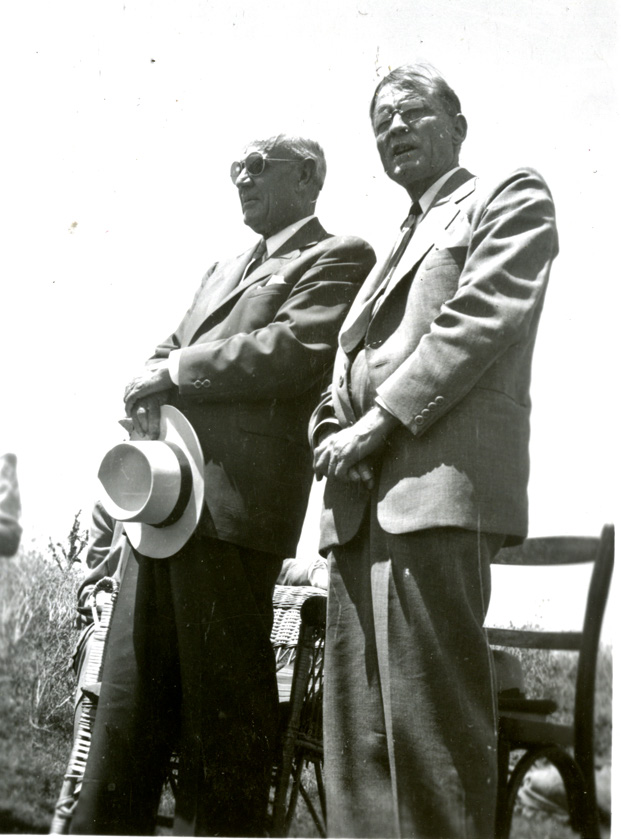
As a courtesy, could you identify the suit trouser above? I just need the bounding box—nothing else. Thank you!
[324,508,504,839]
[70,528,282,837]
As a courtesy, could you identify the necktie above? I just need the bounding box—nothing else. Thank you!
[340,204,423,351]
[371,201,422,311]
[243,238,267,279]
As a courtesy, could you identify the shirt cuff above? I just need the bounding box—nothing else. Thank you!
[311,418,342,449]
[375,395,400,421]
[168,350,182,385]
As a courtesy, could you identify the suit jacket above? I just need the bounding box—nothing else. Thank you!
[311,168,559,551]
[149,217,376,557]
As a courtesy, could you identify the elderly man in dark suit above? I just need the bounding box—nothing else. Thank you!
[70,134,375,837]
[311,65,558,838]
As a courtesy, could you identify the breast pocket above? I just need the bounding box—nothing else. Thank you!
[245,286,289,298]
[423,246,467,272]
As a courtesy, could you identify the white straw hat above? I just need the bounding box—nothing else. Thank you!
[97,406,204,558]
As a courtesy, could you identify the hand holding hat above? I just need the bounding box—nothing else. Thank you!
[124,360,173,439]
[98,406,205,559]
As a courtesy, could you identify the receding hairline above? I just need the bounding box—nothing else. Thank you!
[243,134,327,191]
[370,63,462,121]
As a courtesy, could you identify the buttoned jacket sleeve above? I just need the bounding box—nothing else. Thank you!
[375,169,558,436]
[150,235,376,402]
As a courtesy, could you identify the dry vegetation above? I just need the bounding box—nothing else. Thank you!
[0,545,81,832]
[0,533,613,837]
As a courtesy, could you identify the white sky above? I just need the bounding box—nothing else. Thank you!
[1,0,618,635]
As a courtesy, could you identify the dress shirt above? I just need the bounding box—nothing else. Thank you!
[167,216,316,384]
[416,167,460,217]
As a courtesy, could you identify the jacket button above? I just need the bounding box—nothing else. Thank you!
[201,379,211,388]
[435,395,445,405]
[414,415,424,425]
[428,401,437,411]
[422,408,430,418]
[193,381,202,389]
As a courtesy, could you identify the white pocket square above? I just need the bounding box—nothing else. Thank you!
[266,275,287,285]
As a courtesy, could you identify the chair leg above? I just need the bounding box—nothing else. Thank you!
[502,746,600,839]
[523,748,599,839]
[313,760,326,832]
[495,734,511,839]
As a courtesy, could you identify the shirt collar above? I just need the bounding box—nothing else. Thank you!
[418,167,461,216]
[265,215,315,257]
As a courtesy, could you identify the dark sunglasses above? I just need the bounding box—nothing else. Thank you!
[230,151,302,183]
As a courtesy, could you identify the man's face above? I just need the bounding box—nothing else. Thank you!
[234,144,305,237]
[373,82,466,198]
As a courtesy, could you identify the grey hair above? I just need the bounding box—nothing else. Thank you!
[251,134,327,192]
[370,62,462,121]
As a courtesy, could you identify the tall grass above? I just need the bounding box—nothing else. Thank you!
[0,541,613,835]
[0,547,80,831]
[510,644,613,761]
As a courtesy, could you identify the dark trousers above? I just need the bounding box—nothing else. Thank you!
[324,510,504,838]
[70,529,282,836]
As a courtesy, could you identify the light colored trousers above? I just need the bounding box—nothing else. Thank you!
[324,514,504,838]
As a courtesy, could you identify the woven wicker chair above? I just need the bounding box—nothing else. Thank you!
[49,578,120,834]
[50,581,326,836]
[271,586,327,838]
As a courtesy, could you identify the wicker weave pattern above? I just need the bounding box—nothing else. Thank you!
[50,578,119,834]
[51,581,326,834]
[271,585,324,668]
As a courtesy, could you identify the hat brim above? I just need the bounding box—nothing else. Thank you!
[122,406,205,559]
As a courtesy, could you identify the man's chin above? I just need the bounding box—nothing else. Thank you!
[386,158,436,193]
[242,210,263,234]
[385,165,415,189]
[389,155,422,176]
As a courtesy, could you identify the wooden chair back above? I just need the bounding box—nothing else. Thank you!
[487,524,614,839]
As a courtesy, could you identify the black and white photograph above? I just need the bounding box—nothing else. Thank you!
[0,1,616,836]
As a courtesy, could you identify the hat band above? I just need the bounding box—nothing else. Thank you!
[153,442,193,529]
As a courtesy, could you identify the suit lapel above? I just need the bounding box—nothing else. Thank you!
[186,218,328,345]
[340,170,476,353]
[216,217,327,303]
[381,185,472,299]
[180,250,252,345]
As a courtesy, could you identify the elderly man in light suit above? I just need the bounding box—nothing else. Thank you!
[312,65,558,837]
[70,134,375,837]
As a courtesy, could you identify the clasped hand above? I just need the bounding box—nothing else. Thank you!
[123,361,172,440]
[312,405,399,490]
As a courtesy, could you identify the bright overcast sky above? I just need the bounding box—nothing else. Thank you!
[1,0,618,634]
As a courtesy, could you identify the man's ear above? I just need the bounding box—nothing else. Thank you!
[452,113,468,146]
[298,158,316,189]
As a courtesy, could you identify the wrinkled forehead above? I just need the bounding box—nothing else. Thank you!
[374,80,436,113]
